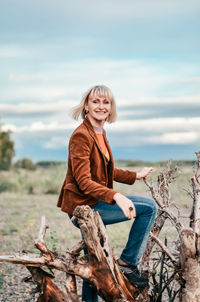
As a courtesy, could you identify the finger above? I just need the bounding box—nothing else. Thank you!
[121,206,130,218]
[129,206,135,218]
[128,205,136,219]
[123,206,133,219]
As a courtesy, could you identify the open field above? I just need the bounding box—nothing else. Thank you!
[0,162,195,301]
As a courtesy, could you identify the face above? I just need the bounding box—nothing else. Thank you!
[85,95,112,125]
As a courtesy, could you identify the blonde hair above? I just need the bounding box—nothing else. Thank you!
[72,85,117,123]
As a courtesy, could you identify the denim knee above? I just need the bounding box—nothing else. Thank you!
[146,198,158,217]
[149,198,158,213]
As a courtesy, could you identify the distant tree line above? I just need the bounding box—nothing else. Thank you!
[117,159,197,167]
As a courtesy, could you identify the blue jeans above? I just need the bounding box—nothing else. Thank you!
[71,195,157,302]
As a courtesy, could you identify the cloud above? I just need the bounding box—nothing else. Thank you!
[2,120,77,133]
[43,136,69,149]
[107,117,200,133]
[1,94,200,118]
[0,101,74,116]
[147,131,200,144]
[117,94,200,107]
[1,57,200,105]
[3,116,200,139]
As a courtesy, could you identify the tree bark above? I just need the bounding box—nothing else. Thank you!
[179,152,200,302]
[180,229,200,302]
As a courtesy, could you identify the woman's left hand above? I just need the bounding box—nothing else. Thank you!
[136,167,153,180]
[113,193,136,219]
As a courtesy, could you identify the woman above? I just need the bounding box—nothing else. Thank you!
[57,85,157,302]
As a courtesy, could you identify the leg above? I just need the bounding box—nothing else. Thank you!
[120,196,157,266]
[68,214,98,302]
[82,242,98,302]
[91,196,157,266]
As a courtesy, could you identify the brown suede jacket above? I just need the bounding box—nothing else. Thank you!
[57,118,137,214]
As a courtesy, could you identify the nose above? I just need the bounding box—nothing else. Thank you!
[99,101,104,109]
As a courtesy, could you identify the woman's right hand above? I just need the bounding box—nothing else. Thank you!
[113,193,136,219]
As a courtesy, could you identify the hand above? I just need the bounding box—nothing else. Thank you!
[136,167,153,180]
[113,193,136,219]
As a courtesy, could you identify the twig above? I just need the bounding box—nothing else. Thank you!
[38,216,48,242]
[150,233,178,265]
[162,208,183,234]
[67,240,85,256]
[34,216,54,258]
[143,179,164,208]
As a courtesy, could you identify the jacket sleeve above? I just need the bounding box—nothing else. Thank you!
[69,132,117,204]
[114,167,137,185]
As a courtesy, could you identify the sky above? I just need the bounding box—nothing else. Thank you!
[0,0,200,162]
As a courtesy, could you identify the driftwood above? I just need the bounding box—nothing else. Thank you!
[0,152,200,301]
[0,207,141,301]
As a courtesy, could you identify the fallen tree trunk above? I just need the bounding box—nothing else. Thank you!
[0,207,141,301]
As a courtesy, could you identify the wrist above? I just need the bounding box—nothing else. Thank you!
[113,192,120,200]
[136,172,141,180]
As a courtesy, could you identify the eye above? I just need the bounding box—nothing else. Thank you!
[104,100,110,104]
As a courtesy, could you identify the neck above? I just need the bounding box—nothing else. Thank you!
[87,115,105,129]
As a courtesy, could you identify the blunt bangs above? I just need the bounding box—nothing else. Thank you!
[89,86,114,102]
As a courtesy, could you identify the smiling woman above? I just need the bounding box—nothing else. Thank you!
[57,84,157,302]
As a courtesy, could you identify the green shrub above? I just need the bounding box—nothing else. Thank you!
[37,160,63,168]
[44,187,59,194]
[14,158,36,170]
[37,161,64,168]
[0,274,3,290]
[0,181,16,193]
[0,130,15,170]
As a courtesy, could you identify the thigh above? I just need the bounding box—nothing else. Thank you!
[126,195,157,216]
[91,201,129,225]
[92,195,156,225]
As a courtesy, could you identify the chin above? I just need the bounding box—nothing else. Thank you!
[96,117,107,122]
[95,115,108,120]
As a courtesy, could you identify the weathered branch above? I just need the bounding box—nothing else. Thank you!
[65,273,79,302]
[150,232,178,265]
[34,216,56,262]
[162,208,183,234]
[191,177,200,235]
[68,240,85,256]
[143,178,164,208]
